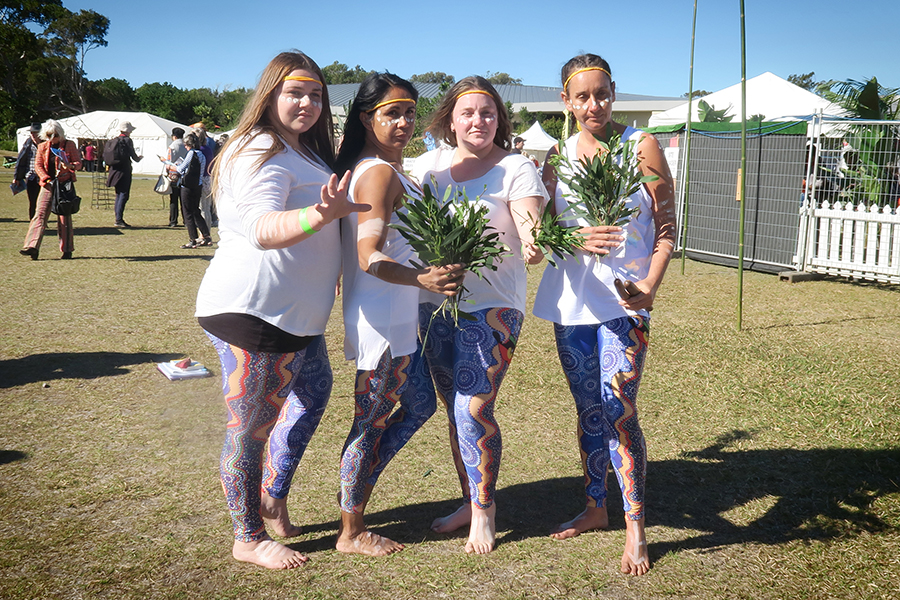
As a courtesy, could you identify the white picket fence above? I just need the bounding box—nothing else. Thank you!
[796,199,900,283]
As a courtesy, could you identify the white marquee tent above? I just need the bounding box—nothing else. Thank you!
[517,121,558,152]
[16,111,192,175]
[648,72,843,128]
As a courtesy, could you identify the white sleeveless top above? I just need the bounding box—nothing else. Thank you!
[533,127,655,325]
[342,158,421,370]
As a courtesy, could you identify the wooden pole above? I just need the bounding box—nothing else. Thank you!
[680,0,698,276]
[737,0,748,330]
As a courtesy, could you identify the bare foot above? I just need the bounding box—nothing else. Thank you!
[336,510,404,557]
[337,529,405,556]
[464,503,496,555]
[621,518,650,576]
[260,490,303,538]
[550,505,609,540]
[232,535,308,569]
[431,503,471,533]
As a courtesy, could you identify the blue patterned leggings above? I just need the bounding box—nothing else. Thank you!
[421,304,523,509]
[553,316,648,521]
[207,332,332,542]
[339,342,436,513]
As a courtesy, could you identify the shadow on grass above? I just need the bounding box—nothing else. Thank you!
[0,450,28,465]
[0,351,181,388]
[302,430,899,558]
[73,226,125,236]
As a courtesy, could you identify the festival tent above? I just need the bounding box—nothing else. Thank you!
[647,72,843,128]
[16,111,192,175]
[517,121,558,152]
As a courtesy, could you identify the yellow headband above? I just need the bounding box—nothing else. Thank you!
[563,66,611,91]
[370,98,416,112]
[456,90,494,101]
[284,75,323,86]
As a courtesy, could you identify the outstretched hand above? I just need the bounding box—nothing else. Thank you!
[315,172,370,225]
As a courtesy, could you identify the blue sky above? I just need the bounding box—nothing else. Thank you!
[69,0,899,98]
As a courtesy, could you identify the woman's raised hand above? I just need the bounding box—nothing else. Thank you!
[316,171,370,225]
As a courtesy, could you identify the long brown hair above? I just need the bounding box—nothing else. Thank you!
[211,50,335,195]
[427,76,511,151]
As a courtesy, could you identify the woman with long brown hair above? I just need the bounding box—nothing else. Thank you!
[195,50,367,570]
[411,76,547,554]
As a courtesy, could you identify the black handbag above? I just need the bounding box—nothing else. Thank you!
[50,179,81,216]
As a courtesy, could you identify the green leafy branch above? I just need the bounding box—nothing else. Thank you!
[391,179,509,334]
[548,130,658,234]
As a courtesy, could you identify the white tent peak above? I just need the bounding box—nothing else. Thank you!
[16,111,192,175]
[516,121,558,152]
[648,72,845,127]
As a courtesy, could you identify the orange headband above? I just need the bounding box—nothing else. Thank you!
[284,75,323,86]
[456,90,494,100]
[370,98,416,112]
[563,66,611,91]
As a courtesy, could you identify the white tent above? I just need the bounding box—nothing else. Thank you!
[648,72,843,128]
[517,121,558,152]
[16,111,192,175]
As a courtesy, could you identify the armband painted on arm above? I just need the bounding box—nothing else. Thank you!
[357,217,385,242]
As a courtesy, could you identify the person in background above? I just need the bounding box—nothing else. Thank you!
[163,127,188,227]
[106,121,142,228]
[168,132,210,248]
[194,50,366,570]
[20,119,82,260]
[512,136,525,155]
[192,123,218,229]
[411,76,546,554]
[533,53,676,576]
[83,142,96,172]
[13,123,42,220]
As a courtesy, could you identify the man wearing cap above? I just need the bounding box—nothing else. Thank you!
[106,121,143,227]
[13,123,42,220]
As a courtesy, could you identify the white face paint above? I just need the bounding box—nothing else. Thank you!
[572,98,610,111]
[357,217,385,241]
[280,94,322,108]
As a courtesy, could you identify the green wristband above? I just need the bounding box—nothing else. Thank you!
[298,207,317,235]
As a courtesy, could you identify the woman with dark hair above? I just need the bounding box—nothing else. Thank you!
[194,51,367,570]
[334,72,465,556]
[533,53,676,576]
[168,132,211,248]
[410,76,547,554]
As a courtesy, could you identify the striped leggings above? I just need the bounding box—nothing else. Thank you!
[23,184,73,253]
[339,342,436,513]
[421,304,522,509]
[207,332,332,542]
[554,316,649,520]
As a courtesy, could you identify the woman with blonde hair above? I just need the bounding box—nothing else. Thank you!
[411,76,547,554]
[533,53,677,576]
[20,119,82,260]
[195,50,367,570]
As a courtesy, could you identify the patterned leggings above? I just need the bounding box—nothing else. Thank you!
[207,332,332,542]
[339,342,436,513]
[421,304,522,509]
[554,316,649,520]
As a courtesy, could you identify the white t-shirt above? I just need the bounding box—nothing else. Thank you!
[195,132,341,336]
[411,147,548,313]
[533,127,655,325]
[342,159,421,370]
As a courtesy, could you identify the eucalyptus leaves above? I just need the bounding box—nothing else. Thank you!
[536,130,658,263]
[391,179,509,329]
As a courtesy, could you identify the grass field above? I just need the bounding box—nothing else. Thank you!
[1,165,898,599]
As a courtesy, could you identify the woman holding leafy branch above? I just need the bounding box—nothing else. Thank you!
[194,51,366,570]
[333,73,465,556]
[411,76,547,554]
[532,54,677,576]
